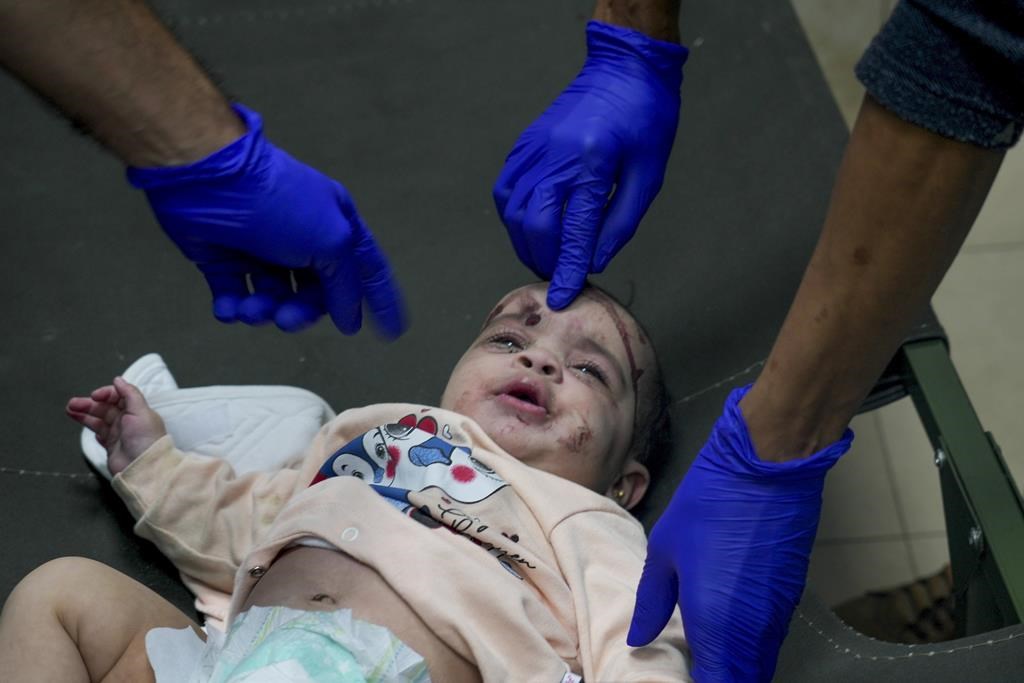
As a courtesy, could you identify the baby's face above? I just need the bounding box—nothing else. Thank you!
[441,283,654,494]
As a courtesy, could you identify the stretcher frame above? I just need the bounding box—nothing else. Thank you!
[897,339,1024,635]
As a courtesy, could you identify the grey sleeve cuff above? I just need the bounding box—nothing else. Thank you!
[855,0,1024,149]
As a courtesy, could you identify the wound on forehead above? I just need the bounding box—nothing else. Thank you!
[482,303,505,328]
[483,294,541,330]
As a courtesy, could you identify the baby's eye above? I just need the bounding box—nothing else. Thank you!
[574,361,608,386]
[485,332,525,353]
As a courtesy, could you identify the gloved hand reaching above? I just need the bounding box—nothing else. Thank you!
[493,21,688,310]
[127,104,406,336]
[628,386,853,682]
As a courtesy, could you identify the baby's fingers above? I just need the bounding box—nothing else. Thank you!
[89,385,118,404]
[66,396,120,425]
[66,408,111,443]
[113,377,149,415]
[66,396,94,414]
[105,416,122,448]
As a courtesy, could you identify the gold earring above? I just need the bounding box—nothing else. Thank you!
[615,489,625,499]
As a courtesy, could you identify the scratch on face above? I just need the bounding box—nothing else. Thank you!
[525,313,541,327]
[581,290,640,399]
[559,423,592,454]
[483,303,505,328]
[483,294,542,329]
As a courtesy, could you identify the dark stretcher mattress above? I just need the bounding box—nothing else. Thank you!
[4,1,1018,679]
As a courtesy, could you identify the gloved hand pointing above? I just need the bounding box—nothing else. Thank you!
[628,386,852,682]
[494,21,688,310]
[127,104,406,336]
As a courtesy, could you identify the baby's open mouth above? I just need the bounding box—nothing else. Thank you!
[508,388,539,405]
[497,380,549,417]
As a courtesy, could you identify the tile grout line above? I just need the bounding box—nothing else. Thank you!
[0,466,94,479]
[816,530,947,546]
[961,240,1024,255]
[872,410,922,577]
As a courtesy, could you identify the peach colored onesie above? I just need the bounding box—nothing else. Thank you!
[113,403,688,682]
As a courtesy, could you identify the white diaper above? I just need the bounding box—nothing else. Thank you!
[81,353,336,479]
[146,606,431,683]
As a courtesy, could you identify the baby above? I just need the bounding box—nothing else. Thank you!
[0,283,686,682]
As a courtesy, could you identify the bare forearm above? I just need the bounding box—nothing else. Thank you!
[592,0,680,43]
[741,95,1005,462]
[0,0,244,167]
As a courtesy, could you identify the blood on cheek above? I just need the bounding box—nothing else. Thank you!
[558,423,593,454]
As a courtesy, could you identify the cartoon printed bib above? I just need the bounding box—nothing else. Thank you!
[310,412,543,579]
[310,413,508,505]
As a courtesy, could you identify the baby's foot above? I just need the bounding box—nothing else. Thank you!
[66,377,167,476]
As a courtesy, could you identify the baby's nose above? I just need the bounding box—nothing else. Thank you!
[517,352,560,378]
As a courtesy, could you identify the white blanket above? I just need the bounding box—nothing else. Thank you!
[81,354,335,480]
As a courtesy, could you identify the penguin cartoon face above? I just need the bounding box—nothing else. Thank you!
[312,418,507,504]
[328,451,377,482]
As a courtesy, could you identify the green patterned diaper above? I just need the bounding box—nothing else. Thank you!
[147,606,431,683]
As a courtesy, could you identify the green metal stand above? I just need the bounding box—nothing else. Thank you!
[902,339,1024,635]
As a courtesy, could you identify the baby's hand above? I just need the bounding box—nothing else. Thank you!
[66,377,167,476]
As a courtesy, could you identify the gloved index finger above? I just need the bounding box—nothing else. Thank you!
[313,221,363,334]
[351,217,407,339]
[546,182,609,310]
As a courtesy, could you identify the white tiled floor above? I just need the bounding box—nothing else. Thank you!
[790,0,1024,607]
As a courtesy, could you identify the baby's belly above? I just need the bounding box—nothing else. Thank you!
[242,545,481,682]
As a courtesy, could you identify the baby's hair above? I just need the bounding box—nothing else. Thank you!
[635,365,673,483]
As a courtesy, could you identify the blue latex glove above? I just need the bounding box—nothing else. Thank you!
[628,386,853,682]
[493,21,688,310]
[127,104,406,336]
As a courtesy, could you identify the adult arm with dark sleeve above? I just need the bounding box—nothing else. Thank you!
[629,1,1022,680]
[0,0,405,335]
[493,0,688,310]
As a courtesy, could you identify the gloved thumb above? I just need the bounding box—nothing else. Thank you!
[627,555,679,647]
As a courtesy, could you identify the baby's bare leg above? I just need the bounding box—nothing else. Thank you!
[0,557,202,683]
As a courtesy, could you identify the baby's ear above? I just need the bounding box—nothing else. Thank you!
[606,459,650,510]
